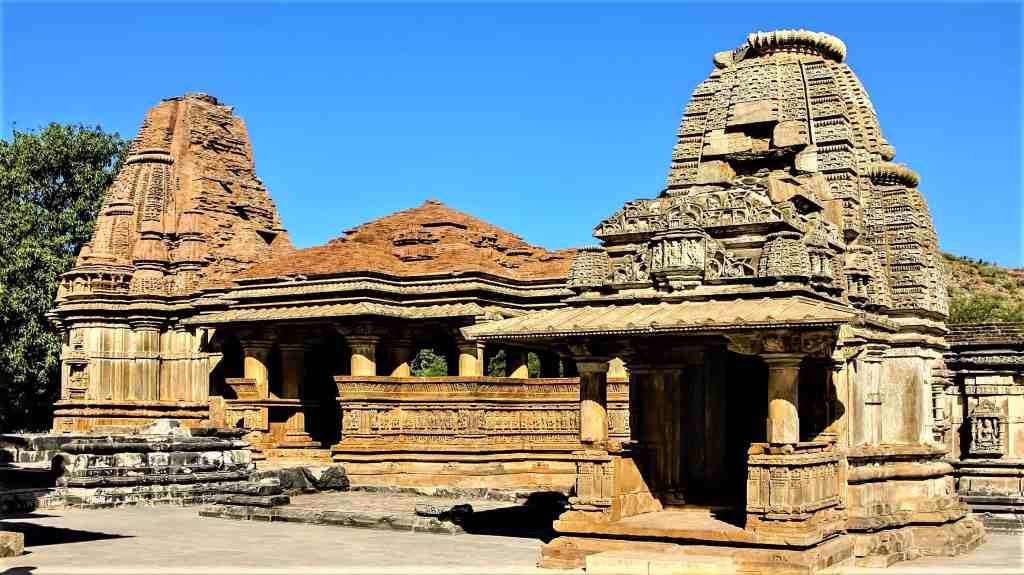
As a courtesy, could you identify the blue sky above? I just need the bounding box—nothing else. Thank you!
[3,2,1021,266]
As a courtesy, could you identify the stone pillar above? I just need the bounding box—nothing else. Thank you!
[456,339,483,376]
[347,335,379,377]
[763,353,804,444]
[279,342,316,446]
[241,338,274,399]
[608,357,629,380]
[389,338,414,377]
[279,343,306,399]
[506,349,530,379]
[577,358,611,445]
[130,318,162,401]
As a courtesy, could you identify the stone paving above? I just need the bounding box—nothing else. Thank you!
[0,505,1020,573]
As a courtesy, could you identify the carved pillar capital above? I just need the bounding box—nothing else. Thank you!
[454,339,483,377]
[345,335,381,356]
[727,329,836,358]
[344,332,379,377]
[277,342,309,354]
[333,320,379,338]
[760,352,806,368]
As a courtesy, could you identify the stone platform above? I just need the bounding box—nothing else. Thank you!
[199,489,567,538]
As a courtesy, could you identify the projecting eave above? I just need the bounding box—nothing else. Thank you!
[180,301,511,327]
[462,295,859,342]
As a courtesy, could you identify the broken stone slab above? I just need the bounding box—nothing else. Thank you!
[209,494,290,507]
[250,467,316,493]
[303,465,349,491]
[137,419,190,437]
[414,503,474,523]
[220,482,284,496]
[0,531,24,557]
[318,510,462,534]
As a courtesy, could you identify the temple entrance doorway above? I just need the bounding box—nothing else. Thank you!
[633,345,768,528]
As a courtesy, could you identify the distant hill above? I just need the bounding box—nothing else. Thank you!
[943,253,1024,324]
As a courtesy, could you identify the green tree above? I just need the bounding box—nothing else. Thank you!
[0,123,127,431]
[411,348,448,376]
[486,349,506,377]
[948,293,1024,324]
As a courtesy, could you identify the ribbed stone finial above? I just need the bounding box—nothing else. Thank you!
[743,29,847,62]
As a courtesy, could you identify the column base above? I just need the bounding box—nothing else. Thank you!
[275,432,320,449]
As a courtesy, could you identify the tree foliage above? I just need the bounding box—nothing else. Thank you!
[411,348,447,376]
[0,123,127,431]
[948,293,1024,324]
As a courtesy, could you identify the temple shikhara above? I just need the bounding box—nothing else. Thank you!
[42,30,1024,572]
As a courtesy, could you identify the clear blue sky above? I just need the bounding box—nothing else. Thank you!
[3,2,1021,266]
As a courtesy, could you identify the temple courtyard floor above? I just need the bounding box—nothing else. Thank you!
[0,505,1020,574]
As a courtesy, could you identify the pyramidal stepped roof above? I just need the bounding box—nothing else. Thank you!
[59,93,293,299]
[241,199,575,281]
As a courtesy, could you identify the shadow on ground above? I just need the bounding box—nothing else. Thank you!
[458,491,566,542]
[0,521,131,547]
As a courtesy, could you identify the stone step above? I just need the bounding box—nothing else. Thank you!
[209,494,290,507]
[585,551,736,575]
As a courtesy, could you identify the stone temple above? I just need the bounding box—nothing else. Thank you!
[44,29,1022,571]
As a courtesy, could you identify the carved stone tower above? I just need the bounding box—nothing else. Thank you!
[585,29,946,321]
[51,94,293,431]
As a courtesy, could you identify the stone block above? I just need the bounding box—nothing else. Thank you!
[169,451,200,467]
[138,419,190,437]
[727,99,778,127]
[304,465,350,491]
[587,551,736,575]
[702,130,752,157]
[199,451,223,468]
[113,452,145,468]
[210,493,290,507]
[586,552,651,575]
[795,145,818,173]
[250,467,315,493]
[649,555,735,575]
[0,531,24,557]
[695,160,735,185]
[227,450,252,465]
[773,120,810,147]
[147,452,170,467]
[276,508,324,524]
[221,481,283,496]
